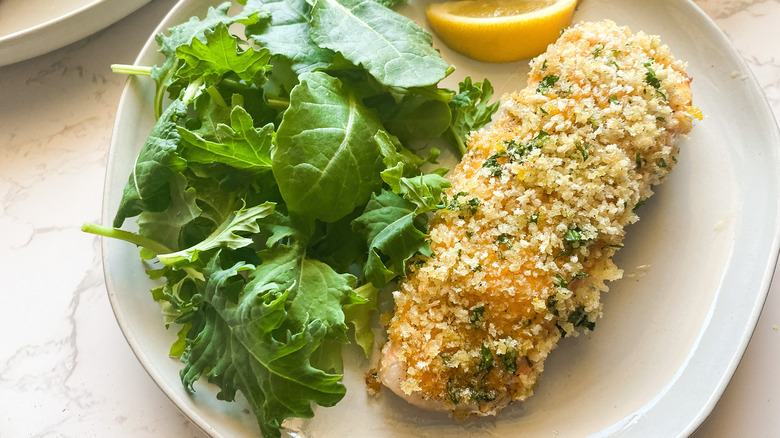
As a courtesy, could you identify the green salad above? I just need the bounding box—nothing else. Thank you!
[83,0,498,436]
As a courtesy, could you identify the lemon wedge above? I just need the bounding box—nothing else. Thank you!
[426,0,578,62]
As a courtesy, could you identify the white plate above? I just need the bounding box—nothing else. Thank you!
[0,0,152,67]
[101,0,780,437]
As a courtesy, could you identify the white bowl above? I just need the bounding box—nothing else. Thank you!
[0,0,153,67]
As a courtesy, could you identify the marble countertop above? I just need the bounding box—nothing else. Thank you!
[1,0,778,436]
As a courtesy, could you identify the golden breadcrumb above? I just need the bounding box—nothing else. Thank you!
[379,19,699,415]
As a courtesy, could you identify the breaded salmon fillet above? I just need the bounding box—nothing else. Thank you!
[378,20,700,416]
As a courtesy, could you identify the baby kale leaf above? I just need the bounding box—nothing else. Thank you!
[244,0,335,74]
[175,22,272,87]
[273,71,384,222]
[309,0,448,88]
[178,105,275,171]
[151,2,266,117]
[444,77,500,156]
[156,202,275,266]
[180,249,359,438]
[114,99,188,227]
[352,190,430,287]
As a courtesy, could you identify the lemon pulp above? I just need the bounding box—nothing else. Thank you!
[446,0,558,18]
[426,0,578,63]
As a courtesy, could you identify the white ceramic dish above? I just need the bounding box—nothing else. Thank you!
[101,0,780,437]
[0,0,152,67]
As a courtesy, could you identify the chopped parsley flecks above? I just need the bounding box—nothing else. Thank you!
[572,272,590,280]
[484,132,549,178]
[446,380,461,404]
[564,227,583,245]
[470,305,486,324]
[479,343,494,373]
[635,152,646,169]
[576,142,590,161]
[644,58,668,99]
[448,191,479,214]
[554,272,588,294]
[482,151,506,177]
[501,346,518,374]
[592,43,604,58]
[558,225,590,257]
[547,291,560,316]
[568,306,596,331]
[512,131,549,159]
[495,233,512,249]
[554,274,568,289]
[536,74,560,94]
[447,191,469,210]
[471,388,497,403]
[533,130,550,142]
[468,198,480,213]
[643,59,661,88]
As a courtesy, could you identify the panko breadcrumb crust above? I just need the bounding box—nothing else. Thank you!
[379,20,699,415]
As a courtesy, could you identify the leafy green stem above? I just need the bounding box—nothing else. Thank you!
[151,69,204,119]
[266,97,290,110]
[218,76,254,92]
[111,64,153,76]
[81,222,173,255]
[154,68,176,120]
[448,125,468,156]
[206,86,229,109]
[353,281,376,297]
[182,77,206,104]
